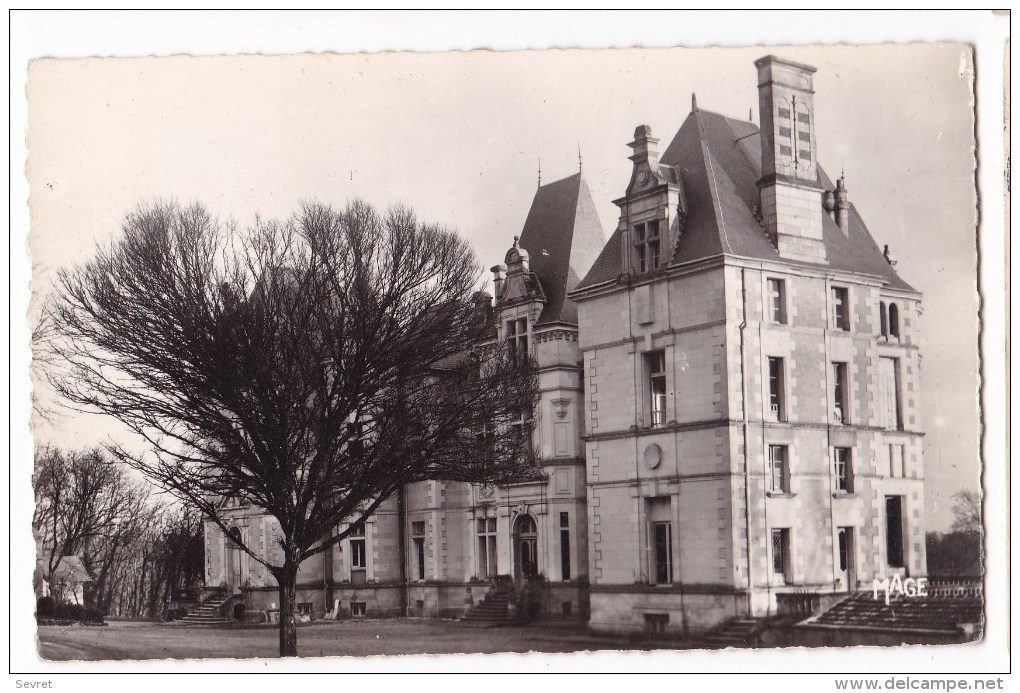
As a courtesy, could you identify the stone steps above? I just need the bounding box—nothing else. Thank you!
[174,596,232,626]
[811,592,983,633]
[704,617,766,646]
[462,590,515,623]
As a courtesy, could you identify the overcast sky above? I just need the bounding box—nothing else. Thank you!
[26,43,979,531]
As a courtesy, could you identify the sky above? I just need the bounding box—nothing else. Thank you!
[24,43,980,535]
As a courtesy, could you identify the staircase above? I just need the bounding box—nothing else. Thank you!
[174,593,233,626]
[462,584,516,623]
[808,591,983,634]
[704,617,767,647]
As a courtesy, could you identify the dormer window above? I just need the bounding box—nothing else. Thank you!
[634,220,661,273]
[506,317,529,361]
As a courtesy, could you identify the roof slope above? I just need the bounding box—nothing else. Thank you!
[517,173,607,324]
[575,109,914,292]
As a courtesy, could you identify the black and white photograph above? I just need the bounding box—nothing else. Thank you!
[10,10,1010,687]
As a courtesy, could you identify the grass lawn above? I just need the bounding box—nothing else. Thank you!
[38,619,686,661]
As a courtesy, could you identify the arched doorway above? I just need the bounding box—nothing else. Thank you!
[513,514,539,583]
[225,526,243,593]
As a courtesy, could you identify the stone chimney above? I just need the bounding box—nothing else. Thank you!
[833,174,850,235]
[490,263,507,304]
[754,55,828,264]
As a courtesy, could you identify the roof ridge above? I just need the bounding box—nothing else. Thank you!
[693,108,734,255]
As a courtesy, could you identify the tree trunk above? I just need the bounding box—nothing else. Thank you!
[276,561,299,657]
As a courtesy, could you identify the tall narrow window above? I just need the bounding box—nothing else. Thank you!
[879,301,888,337]
[559,512,571,581]
[767,278,787,324]
[771,529,790,583]
[885,496,905,568]
[476,518,498,579]
[506,317,529,361]
[768,445,789,493]
[878,357,902,431]
[411,521,426,581]
[512,408,534,456]
[652,521,673,584]
[888,444,905,478]
[634,220,661,273]
[646,350,667,427]
[767,357,785,421]
[349,523,367,584]
[832,287,849,331]
[888,303,900,338]
[832,361,849,424]
[834,447,853,493]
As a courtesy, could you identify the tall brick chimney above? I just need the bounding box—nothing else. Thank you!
[755,55,828,264]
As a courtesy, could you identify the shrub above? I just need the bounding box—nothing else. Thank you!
[36,596,55,617]
[50,602,105,623]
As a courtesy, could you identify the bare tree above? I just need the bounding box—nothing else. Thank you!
[951,489,982,534]
[32,446,148,605]
[49,200,538,655]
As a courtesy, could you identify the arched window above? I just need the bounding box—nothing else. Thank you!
[879,301,888,337]
[888,303,900,338]
[515,514,537,535]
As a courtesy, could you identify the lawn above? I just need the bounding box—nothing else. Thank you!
[37,619,679,661]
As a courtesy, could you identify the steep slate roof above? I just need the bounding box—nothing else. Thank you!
[516,173,607,324]
[575,109,914,293]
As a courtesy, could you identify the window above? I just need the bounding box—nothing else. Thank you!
[879,301,888,337]
[831,287,849,331]
[349,523,366,584]
[350,601,367,617]
[644,613,669,634]
[767,278,787,324]
[346,421,364,459]
[878,357,902,431]
[771,528,790,583]
[834,447,853,493]
[652,521,673,584]
[506,317,528,361]
[767,357,785,421]
[885,496,905,568]
[476,517,498,578]
[888,303,900,338]
[298,602,313,616]
[888,444,905,478]
[646,350,667,427]
[634,220,661,273]
[838,527,854,575]
[768,445,789,493]
[559,512,570,581]
[832,362,849,424]
[411,521,426,581]
[512,408,534,456]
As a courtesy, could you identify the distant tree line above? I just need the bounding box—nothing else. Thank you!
[925,490,983,578]
[33,446,203,618]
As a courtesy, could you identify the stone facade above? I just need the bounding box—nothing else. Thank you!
[205,55,925,634]
[569,55,925,636]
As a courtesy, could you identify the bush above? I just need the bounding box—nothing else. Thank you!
[36,596,55,617]
[51,602,105,623]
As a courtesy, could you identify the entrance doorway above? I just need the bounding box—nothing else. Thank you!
[837,527,856,591]
[513,514,538,583]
